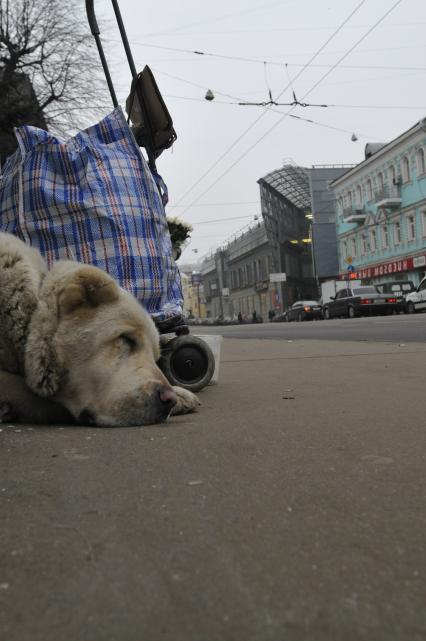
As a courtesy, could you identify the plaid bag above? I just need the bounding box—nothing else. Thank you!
[0,107,182,322]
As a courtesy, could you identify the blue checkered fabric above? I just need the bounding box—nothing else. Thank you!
[0,107,183,321]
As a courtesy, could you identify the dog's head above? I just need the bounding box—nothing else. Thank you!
[24,262,177,426]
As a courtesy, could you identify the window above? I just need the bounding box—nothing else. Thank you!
[416,148,426,176]
[356,186,362,207]
[361,233,369,254]
[236,269,242,289]
[378,172,384,191]
[366,179,373,201]
[421,210,426,237]
[394,220,401,244]
[370,228,377,252]
[402,156,411,183]
[342,240,348,259]
[407,214,416,242]
[253,261,258,282]
[382,224,389,249]
[351,237,357,258]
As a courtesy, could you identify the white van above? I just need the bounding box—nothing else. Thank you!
[405,277,426,313]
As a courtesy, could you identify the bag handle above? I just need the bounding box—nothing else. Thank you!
[85,0,157,171]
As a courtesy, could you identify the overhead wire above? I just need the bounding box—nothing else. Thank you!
[188,214,259,225]
[182,0,404,211]
[170,0,369,207]
[142,0,287,38]
[168,201,258,208]
[139,22,426,37]
[163,93,426,112]
[162,93,381,140]
[121,40,426,74]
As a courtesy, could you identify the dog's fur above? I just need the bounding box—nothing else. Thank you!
[0,232,199,426]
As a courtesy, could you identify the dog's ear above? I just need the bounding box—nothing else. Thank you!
[25,266,119,398]
[24,296,64,398]
[58,266,119,315]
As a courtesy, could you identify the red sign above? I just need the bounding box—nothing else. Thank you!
[340,253,426,281]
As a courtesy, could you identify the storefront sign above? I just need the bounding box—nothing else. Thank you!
[413,256,426,268]
[339,253,426,280]
[269,272,287,282]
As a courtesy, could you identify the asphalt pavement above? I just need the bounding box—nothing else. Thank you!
[192,311,426,342]
[1,337,426,641]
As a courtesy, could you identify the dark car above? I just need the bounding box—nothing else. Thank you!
[323,286,400,319]
[376,280,415,312]
[285,300,323,322]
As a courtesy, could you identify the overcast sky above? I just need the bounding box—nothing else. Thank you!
[96,0,426,262]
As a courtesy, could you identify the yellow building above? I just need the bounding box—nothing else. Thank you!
[180,272,206,319]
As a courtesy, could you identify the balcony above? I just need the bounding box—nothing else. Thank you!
[255,279,270,292]
[374,185,401,209]
[343,206,367,224]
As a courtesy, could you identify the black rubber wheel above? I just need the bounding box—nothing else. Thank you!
[348,306,355,319]
[159,335,215,392]
[406,301,415,314]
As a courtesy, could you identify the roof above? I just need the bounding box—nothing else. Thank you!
[258,164,311,209]
[331,116,426,187]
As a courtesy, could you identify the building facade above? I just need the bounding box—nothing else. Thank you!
[259,164,317,308]
[201,223,277,320]
[331,118,426,287]
[180,271,206,319]
[309,165,353,281]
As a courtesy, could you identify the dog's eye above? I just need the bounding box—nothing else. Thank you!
[119,334,137,352]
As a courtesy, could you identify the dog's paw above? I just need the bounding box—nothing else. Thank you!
[170,387,201,415]
[0,402,18,424]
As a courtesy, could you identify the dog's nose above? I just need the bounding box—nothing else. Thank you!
[159,387,178,406]
[155,385,177,421]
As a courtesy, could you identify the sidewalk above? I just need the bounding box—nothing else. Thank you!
[1,338,426,641]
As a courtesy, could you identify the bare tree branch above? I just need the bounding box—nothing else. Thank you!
[0,0,112,160]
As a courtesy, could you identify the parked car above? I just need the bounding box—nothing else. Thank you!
[322,286,400,319]
[376,280,415,312]
[284,300,323,322]
[405,277,426,313]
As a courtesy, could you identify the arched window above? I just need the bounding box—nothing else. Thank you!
[402,156,411,183]
[366,179,373,201]
[382,224,389,249]
[356,186,362,206]
[378,172,384,193]
[351,236,357,258]
[416,148,426,176]
[388,165,396,185]
[370,228,377,252]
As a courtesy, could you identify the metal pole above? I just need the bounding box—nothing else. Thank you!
[110,0,157,170]
[85,0,118,107]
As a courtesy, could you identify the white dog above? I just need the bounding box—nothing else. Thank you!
[0,232,199,426]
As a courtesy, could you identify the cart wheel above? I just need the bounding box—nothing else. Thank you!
[159,336,215,392]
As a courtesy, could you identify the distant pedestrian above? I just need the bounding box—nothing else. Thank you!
[238,311,243,323]
[268,309,275,322]
[252,310,257,324]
